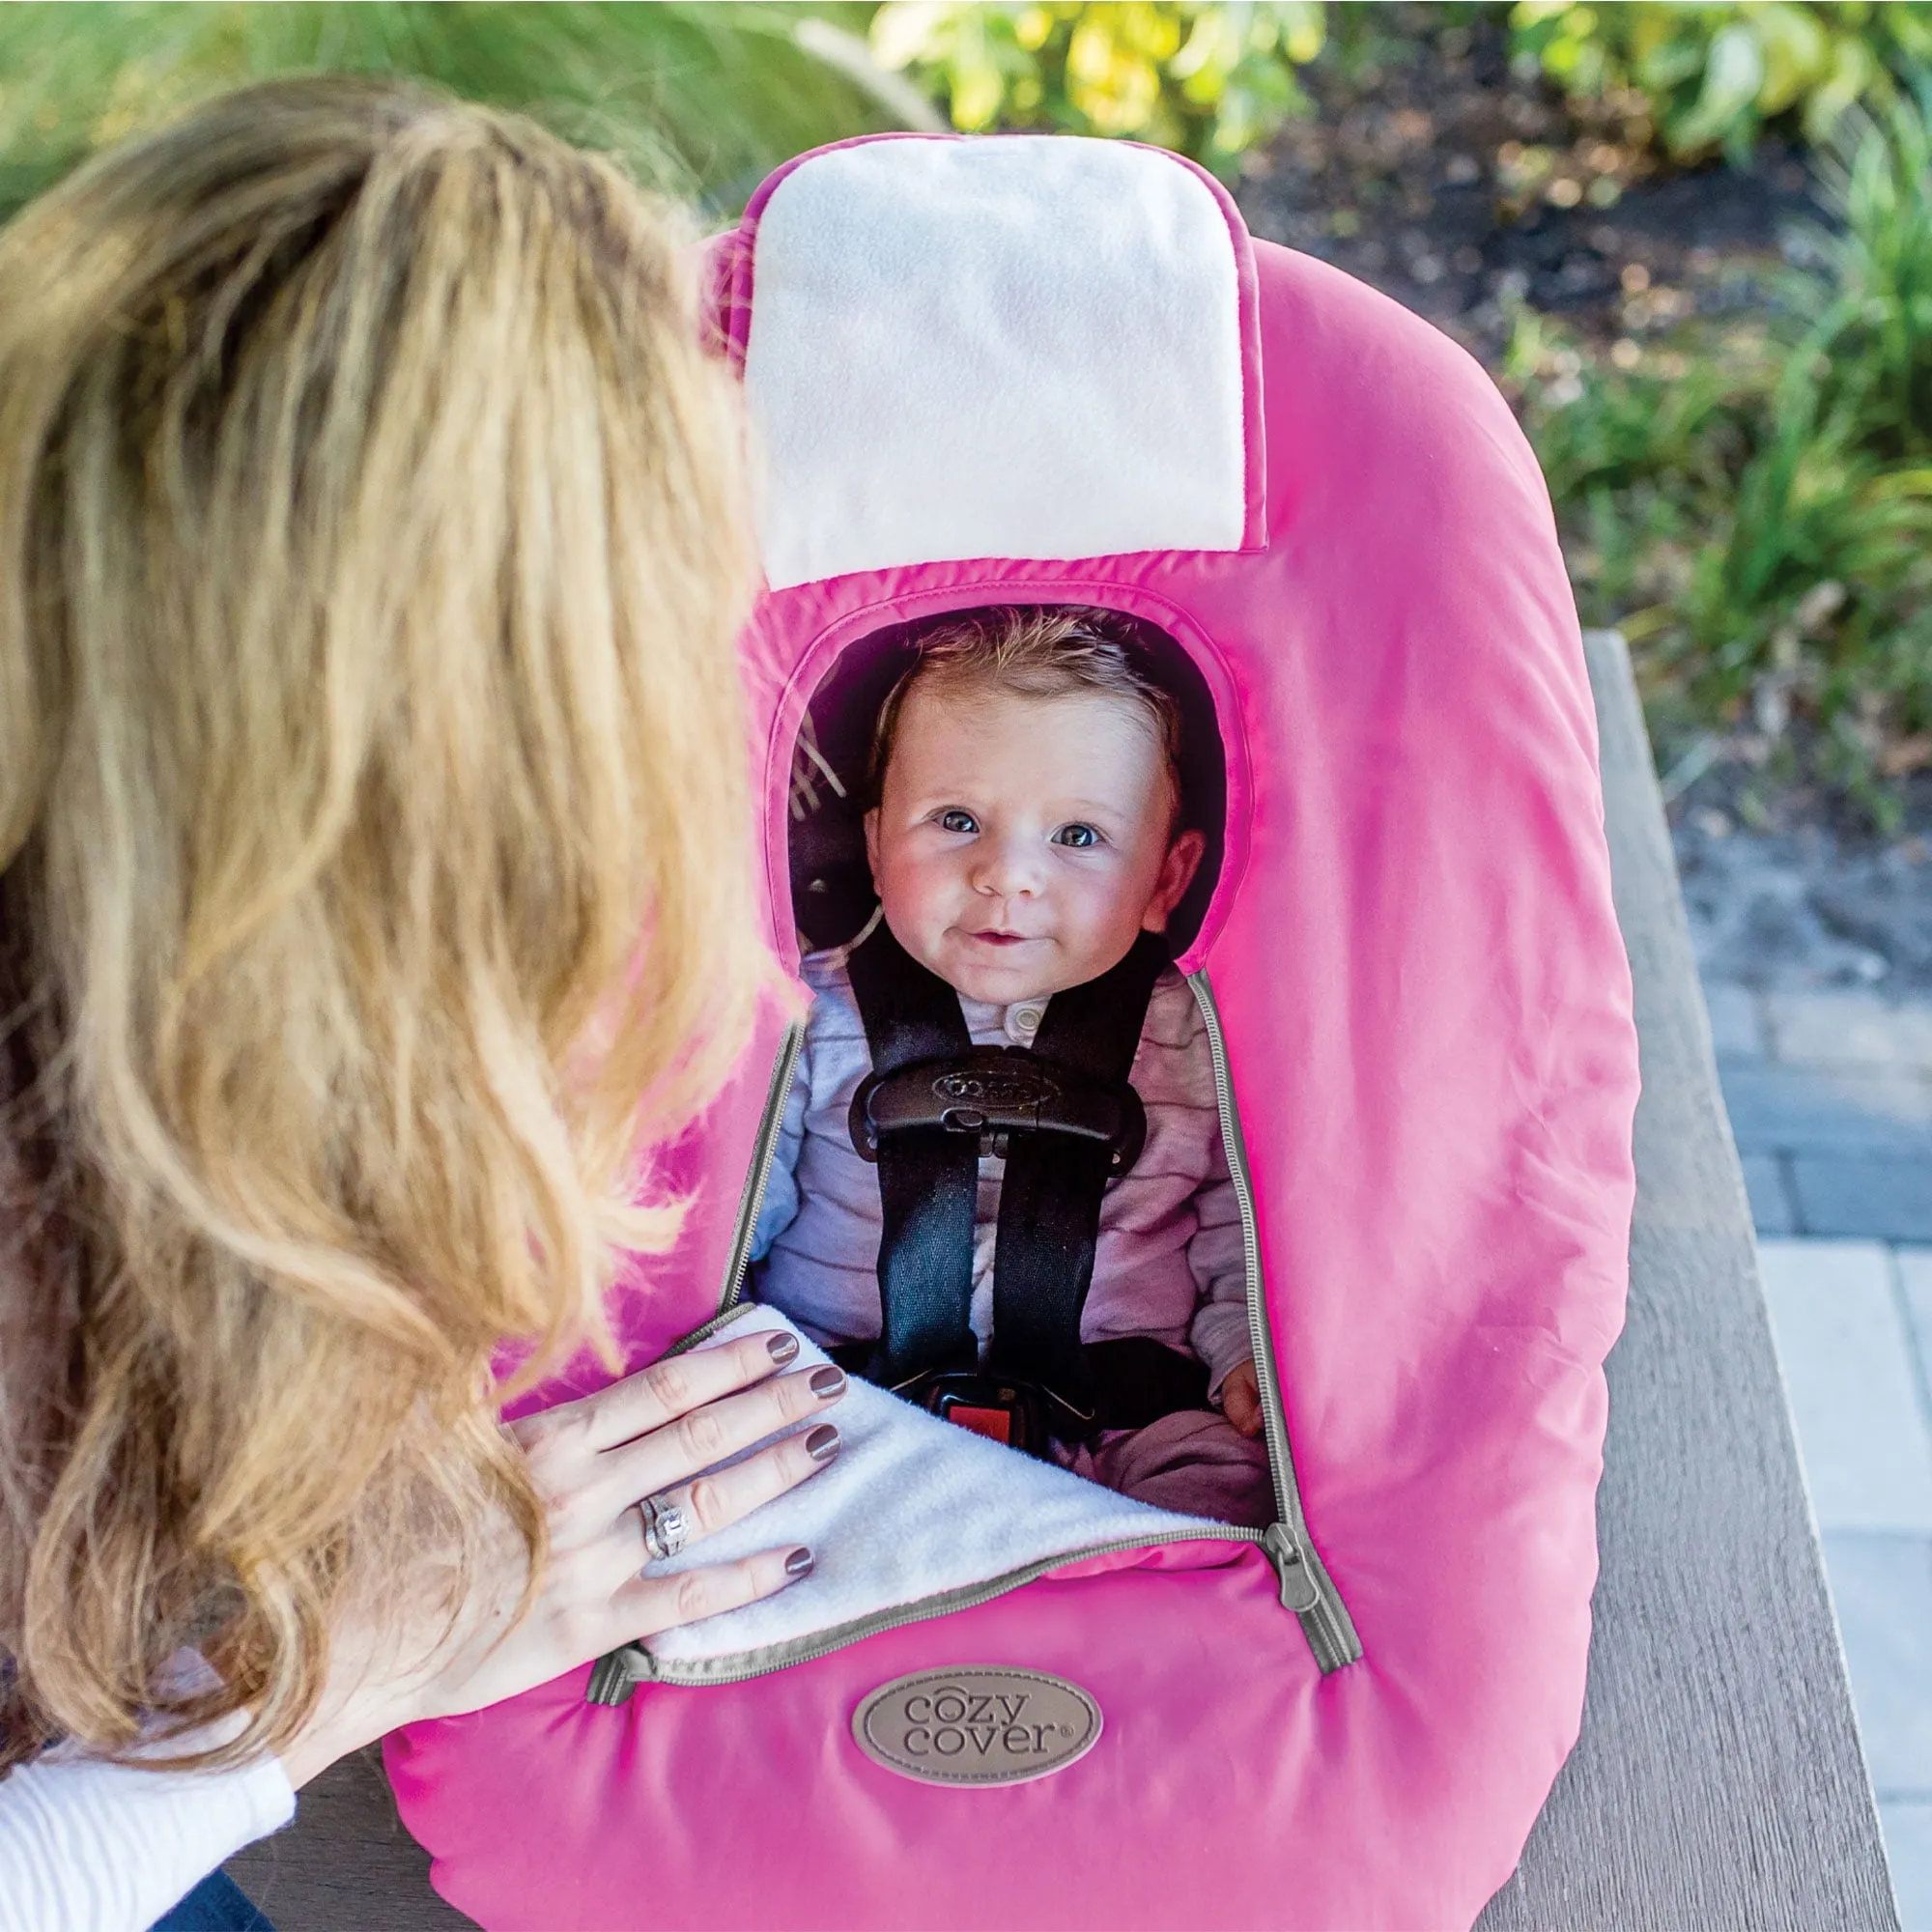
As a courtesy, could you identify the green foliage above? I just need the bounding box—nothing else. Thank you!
[867,1,1325,175]
[1519,93,1932,813]
[1510,1,1932,166]
[1806,85,1932,457]
[0,2,894,219]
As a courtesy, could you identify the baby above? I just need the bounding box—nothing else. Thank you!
[751,607,1272,1526]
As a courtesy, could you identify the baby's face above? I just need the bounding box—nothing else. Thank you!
[865,682,1205,1005]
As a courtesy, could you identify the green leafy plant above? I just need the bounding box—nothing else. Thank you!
[867,1,1325,175]
[0,1,897,219]
[1516,91,1932,814]
[1510,1,1932,166]
[1799,85,1932,458]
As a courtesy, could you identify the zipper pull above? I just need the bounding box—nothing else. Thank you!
[585,1643,655,1707]
[1263,1522,1321,1615]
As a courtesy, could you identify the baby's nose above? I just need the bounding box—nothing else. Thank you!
[971,835,1041,895]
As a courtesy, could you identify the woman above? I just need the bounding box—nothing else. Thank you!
[0,75,840,1929]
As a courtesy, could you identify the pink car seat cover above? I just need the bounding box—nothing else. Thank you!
[389,133,1636,1931]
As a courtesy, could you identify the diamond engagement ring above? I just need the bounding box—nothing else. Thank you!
[638,1493,690,1566]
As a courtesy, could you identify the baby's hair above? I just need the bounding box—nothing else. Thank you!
[867,607,1185,810]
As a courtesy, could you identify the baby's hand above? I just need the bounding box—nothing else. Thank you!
[1219,1359,1264,1438]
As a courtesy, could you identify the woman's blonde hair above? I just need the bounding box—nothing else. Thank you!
[0,75,769,1768]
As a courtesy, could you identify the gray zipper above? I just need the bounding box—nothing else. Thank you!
[587,982,1359,1707]
[1187,970,1361,1675]
[715,1020,807,1318]
[588,1525,1266,1704]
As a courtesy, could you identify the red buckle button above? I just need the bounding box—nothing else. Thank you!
[945,1405,1012,1445]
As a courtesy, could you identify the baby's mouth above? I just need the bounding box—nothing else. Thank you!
[961,928,1038,949]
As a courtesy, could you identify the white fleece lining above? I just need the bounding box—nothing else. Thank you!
[644,1306,1222,1668]
[744,137,1247,591]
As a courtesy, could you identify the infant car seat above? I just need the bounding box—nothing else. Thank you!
[387,132,1638,1931]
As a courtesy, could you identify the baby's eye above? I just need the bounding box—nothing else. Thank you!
[937,809,979,835]
[1053,823,1101,849]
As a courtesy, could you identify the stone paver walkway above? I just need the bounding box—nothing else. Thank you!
[1672,810,1932,1912]
[1698,946,1932,1923]
[1710,985,1932,1241]
[1759,1238,1932,1928]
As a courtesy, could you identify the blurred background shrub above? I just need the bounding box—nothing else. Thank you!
[1514,82,1932,817]
[868,1,1325,175]
[1511,1,1932,165]
[0,1,906,218]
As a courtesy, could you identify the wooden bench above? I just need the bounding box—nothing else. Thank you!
[227,629,1899,1930]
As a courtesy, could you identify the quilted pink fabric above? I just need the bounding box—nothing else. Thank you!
[387,136,1636,1931]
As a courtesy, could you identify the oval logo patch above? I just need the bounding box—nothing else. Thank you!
[852,1667,1101,1786]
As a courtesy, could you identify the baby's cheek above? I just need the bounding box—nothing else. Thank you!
[880,867,942,941]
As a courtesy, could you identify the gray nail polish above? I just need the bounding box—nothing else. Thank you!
[785,1547,814,1578]
[766,1332,800,1365]
[805,1423,840,1462]
[809,1365,845,1399]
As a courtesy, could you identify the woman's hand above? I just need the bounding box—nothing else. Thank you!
[280,1328,844,1786]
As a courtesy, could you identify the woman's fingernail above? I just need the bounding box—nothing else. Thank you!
[808,1365,845,1400]
[785,1546,815,1578]
[805,1423,840,1462]
[766,1332,800,1365]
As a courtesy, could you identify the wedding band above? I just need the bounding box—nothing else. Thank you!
[638,1493,689,1566]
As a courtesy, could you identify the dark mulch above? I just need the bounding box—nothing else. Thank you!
[1233,4,1824,370]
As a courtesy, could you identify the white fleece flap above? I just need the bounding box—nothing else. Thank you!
[647,1307,1220,1667]
[745,137,1247,591]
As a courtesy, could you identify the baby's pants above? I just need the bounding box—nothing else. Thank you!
[1058,1409,1275,1528]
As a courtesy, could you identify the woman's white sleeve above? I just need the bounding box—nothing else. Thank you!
[0,1713,294,1932]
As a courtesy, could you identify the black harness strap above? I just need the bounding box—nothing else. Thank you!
[846,914,1181,1438]
[987,931,1170,1422]
[844,922,980,1388]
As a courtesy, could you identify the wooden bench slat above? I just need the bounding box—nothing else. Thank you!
[1476,630,1896,1928]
